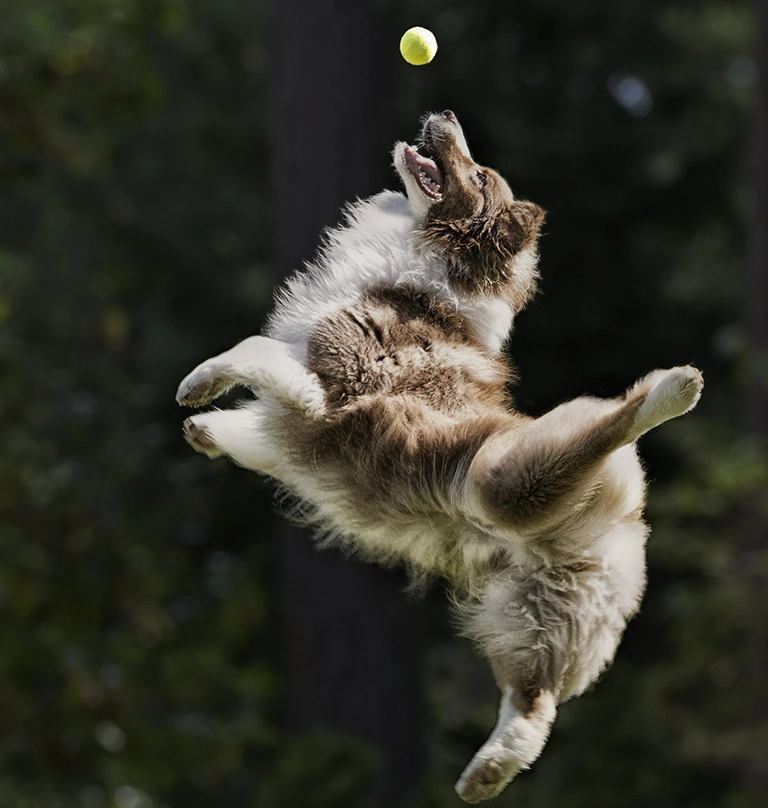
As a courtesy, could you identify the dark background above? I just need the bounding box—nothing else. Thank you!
[1,1,766,807]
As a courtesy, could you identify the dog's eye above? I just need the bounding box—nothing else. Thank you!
[474,171,488,189]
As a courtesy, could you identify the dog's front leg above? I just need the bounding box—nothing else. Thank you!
[183,404,283,474]
[176,335,326,417]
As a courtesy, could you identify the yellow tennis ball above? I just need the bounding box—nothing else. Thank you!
[399,27,438,66]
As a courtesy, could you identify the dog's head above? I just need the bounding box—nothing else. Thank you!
[394,111,545,311]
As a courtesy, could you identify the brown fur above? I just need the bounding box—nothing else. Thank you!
[307,284,505,410]
[470,398,644,528]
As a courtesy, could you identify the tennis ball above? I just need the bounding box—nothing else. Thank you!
[399,27,438,66]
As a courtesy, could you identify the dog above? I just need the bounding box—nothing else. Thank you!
[176,110,703,803]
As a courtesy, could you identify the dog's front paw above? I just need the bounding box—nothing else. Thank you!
[183,416,225,458]
[455,747,522,804]
[176,364,232,407]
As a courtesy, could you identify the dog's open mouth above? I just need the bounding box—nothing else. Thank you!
[403,144,444,201]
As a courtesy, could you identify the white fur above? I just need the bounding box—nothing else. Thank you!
[177,335,326,417]
[628,366,703,441]
[456,685,556,804]
[185,405,279,469]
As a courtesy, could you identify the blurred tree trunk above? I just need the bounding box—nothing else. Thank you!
[749,0,768,438]
[745,0,768,794]
[267,2,424,804]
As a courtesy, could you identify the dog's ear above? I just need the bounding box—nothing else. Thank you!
[499,201,546,256]
[466,200,545,310]
[423,198,545,310]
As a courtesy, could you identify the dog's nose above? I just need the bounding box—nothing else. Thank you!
[442,110,457,123]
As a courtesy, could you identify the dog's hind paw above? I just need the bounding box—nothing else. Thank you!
[631,365,703,437]
[176,364,232,407]
[655,365,704,414]
[455,749,522,804]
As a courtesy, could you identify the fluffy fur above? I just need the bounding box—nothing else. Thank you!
[176,111,703,803]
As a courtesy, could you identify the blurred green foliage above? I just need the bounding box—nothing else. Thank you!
[1,2,280,806]
[0,0,765,806]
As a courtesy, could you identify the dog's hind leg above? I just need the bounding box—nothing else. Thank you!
[454,572,563,803]
[465,366,702,530]
[455,683,556,804]
[623,365,703,442]
[176,335,326,417]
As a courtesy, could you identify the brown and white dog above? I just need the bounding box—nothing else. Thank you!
[176,111,703,803]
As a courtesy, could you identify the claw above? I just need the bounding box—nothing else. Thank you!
[183,417,224,458]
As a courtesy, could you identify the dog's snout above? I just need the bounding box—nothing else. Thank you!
[426,110,470,160]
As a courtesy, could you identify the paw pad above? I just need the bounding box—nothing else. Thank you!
[183,418,223,458]
[176,365,230,407]
[455,754,520,804]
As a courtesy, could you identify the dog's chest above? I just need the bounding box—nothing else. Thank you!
[306,284,490,412]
